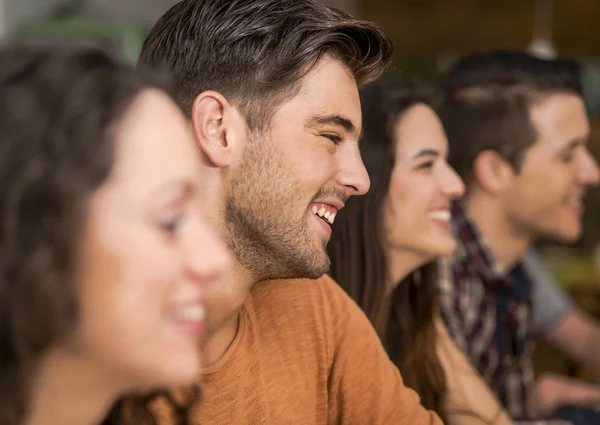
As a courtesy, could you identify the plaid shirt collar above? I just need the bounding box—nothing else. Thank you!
[451,200,515,287]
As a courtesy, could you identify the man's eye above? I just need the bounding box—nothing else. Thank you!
[561,152,574,163]
[322,134,342,145]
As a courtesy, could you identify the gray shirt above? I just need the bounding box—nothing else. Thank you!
[523,248,573,336]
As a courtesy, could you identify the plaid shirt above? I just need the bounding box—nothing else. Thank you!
[438,200,541,421]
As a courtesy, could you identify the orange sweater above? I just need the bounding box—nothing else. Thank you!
[153,275,441,425]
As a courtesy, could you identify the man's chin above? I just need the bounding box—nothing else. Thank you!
[292,256,330,280]
[548,225,582,244]
[302,264,330,280]
[266,266,328,282]
[291,248,330,280]
[255,248,329,281]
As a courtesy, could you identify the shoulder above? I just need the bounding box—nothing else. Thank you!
[249,277,328,331]
[248,274,368,366]
[251,274,354,312]
[250,274,369,340]
[522,248,557,290]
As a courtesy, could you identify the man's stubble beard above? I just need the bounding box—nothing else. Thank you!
[223,135,329,283]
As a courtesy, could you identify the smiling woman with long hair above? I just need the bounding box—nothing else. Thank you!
[0,42,230,425]
[327,79,516,425]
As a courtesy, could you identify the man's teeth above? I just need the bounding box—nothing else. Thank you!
[427,210,451,222]
[311,205,336,225]
[173,305,205,322]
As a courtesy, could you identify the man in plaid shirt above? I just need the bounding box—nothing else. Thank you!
[437,50,600,424]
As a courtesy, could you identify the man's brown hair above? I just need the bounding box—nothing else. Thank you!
[439,50,583,186]
[138,0,392,130]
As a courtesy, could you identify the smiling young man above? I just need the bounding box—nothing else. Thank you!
[136,0,440,424]
[437,50,600,424]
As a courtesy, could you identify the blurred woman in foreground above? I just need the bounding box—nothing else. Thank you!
[0,43,230,425]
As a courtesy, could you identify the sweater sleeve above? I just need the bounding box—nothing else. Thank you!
[321,275,442,425]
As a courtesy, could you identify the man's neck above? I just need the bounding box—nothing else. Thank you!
[27,348,118,425]
[465,194,530,271]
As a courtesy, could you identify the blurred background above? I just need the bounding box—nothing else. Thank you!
[2,0,600,385]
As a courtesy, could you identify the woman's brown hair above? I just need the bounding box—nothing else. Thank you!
[0,42,196,425]
[327,79,447,423]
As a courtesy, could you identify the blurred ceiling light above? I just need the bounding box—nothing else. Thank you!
[527,39,557,60]
[528,0,556,60]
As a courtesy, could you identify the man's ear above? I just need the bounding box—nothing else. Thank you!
[473,149,515,194]
[191,91,236,168]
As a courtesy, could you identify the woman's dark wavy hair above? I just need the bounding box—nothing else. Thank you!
[327,79,448,423]
[0,42,196,425]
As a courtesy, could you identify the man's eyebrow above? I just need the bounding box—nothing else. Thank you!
[306,114,357,135]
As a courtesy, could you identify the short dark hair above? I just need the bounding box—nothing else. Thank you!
[0,42,171,424]
[138,0,392,130]
[327,79,447,423]
[439,50,583,185]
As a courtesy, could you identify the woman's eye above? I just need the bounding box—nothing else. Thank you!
[417,161,434,170]
[159,213,184,235]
